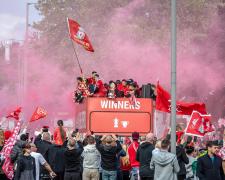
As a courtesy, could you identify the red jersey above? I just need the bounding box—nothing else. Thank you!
[87,77,96,85]
[128,141,140,167]
[95,79,106,97]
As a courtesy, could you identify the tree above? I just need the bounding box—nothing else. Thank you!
[32,0,221,74]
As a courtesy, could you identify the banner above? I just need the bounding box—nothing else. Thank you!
[0,120,22,179]
[67,18,94,52]
[185,111,214,137]
[30,107,47,122]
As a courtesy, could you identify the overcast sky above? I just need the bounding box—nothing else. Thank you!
[0,0,40,41]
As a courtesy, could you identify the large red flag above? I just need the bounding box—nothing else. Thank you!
[156,83,171,112]
[6,107,22,120]
[30,107,47,122]
[156,83,207,115]
[67,18,94,52]
[0,119,22,179]
[185,111,214,137]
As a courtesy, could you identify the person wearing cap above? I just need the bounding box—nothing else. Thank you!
[128,132,140,180]
[96,134,122,180]
[136,133,155,180]
[197,141,224,180]
[14,143,36,180]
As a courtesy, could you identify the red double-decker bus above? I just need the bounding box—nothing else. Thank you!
[75,97,153,135]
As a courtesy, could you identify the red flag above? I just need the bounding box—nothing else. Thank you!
[67,18,94,52]
[156,83,207,115]
[30,107,47,122]
[156,83,171,113]
[0,120,22,179]
[185,111,214,137]
[129,91,138,107]
[6,107,22,120]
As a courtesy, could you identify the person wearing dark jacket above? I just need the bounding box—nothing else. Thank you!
[136,133,155,180]
[197,141,225,180]
[10,134,28,165]
[48,144,65,180]
[96,134,122,180]
[176,144,189,180]
[35,132,52,179]
[14,143,36,180]
[64,135,83,180]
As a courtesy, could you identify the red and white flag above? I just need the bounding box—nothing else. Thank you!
[67,18,94,52]
[156,83,207,115]
[185,111,214,137]
[0,119,22,180]
[129,91,137,107]
[30,107,47,122]
[6,107,22,120]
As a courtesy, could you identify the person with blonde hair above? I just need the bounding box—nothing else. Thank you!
[96,134,122,180]
[0,129,4,150]
[120,143,131,180]
[152,140,161,155]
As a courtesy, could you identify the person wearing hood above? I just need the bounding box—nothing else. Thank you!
[150,139,180,180]
[136,133,155,180]
[64,134,83,180]
[82,135,101,180]
[10,133,28,165]
[96,134,122,180]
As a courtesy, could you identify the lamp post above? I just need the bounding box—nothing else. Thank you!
[26,3,37,41]
[170,0,177,154]
[21,2,37,118]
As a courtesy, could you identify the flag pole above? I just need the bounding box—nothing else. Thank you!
[171,0,177,154]
[66,17,83,75]
[70,40,83,75]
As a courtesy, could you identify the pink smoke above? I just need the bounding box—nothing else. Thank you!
[0,0,225,133]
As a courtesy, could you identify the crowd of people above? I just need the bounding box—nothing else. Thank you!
[74,71,148,103]
[0,120,225,180]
